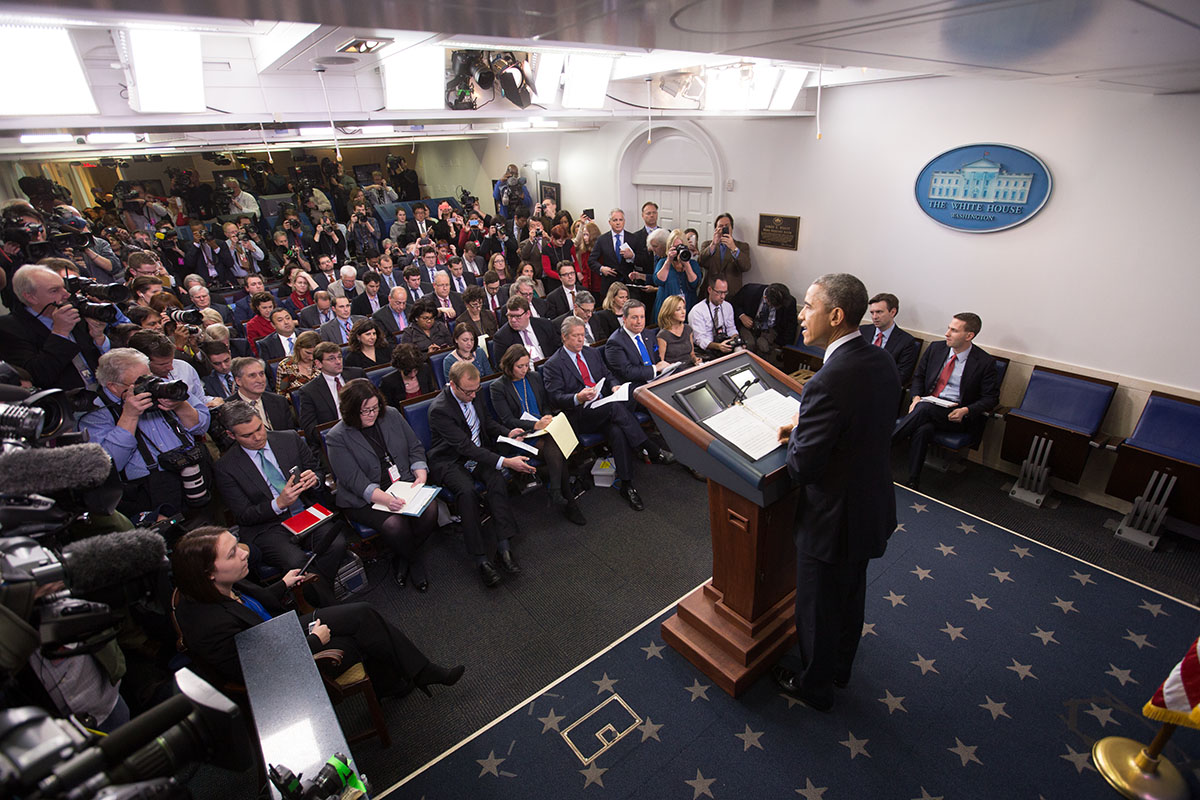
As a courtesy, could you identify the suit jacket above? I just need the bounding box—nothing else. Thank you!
[732,283,798,347]
[233,292,279,324]
[543,286,579,319]
[207,390,297,450]
[910,340,1000,443]
[405,218,438,241]
[492,317,560,362]
[428,385,508,471]
[298,304,334,330]
[588,230,639,293]
[372,305,410,338]
[327,279,366,301]
[786,335,901,563]
[541,346,618,414]
[318,315,367,344]
[490,373,554,431]
[297,367,365,441]
[589,310,619,342]
[552,311,603,344]
[256,332,296,362]
[697,237,752,295]
[202,370,238,400]
[183,241,237,287]
[859,323,920,387]
[350,291,385,318]
[325,413,428,509]
[310,271,338,292]
[192,302,235,327]
[429,291,467,319]
[213,430,330,543]
[404,281,434,302]
[380,363,437,409]
[229,337,254,359]
[0,305,103,391]
[604,326,659,386]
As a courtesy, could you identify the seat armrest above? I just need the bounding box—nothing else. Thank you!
[313,648,345,667]
[989,405,1010,419]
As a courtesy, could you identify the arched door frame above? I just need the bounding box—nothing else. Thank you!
[616,121,725,225]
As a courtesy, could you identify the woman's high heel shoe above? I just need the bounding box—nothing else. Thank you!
[415,663,465,696]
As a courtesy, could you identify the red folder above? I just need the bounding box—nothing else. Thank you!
[282,504,334,537]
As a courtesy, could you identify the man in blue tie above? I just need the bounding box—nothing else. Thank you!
[604,300,669,394]
[589,208,639,297]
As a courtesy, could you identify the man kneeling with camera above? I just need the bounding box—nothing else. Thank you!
[79,347,212,518]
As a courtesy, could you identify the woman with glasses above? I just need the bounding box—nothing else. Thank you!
[325,378,439,591]
[459,285,498,336]
[399,298,452,354]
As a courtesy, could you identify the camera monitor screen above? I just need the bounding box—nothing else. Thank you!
[676,382,725,422]
[723,366,764,399]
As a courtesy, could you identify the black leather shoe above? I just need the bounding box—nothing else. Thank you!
[497,549,522,574]
[903,476,920,491]
[563,500,586,526]
[414,663,465,696]
[650,448,676,465]
[620,484,644,511]
[393,560,409,588]
[479,561,502,588]
[409,562,429,593]
[771,665,833,712]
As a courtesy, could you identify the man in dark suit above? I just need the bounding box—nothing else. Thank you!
[186,284,235,327]
[415,246,447,288]
[199,341,238,401]
[732,282,799,366]
[892,312,1000,489]
[256,308,300,362]
[183,229,238,287]
[860,292,920,388]
[543,315,674,512]
[297,342,365,441]
[429,360,537,588]
[372,286,410,338]
[404,202,438,242]
[552,290,605,344]
[498,276,549,318]
[428,272,466,324]
[298,291,335,330]
[214,401,347,606]
[317,297,365,345]
[350,271,386,317]
[774,273,901,713]
[402,265,433,302]
[603,299,666,393]
[230,357,296,433]
[492,296,559,363]
[543,262,582,319]
[0,263,107,392]
[588,208,641,295]
[231,274,277,324]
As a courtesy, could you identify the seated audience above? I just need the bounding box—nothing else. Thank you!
[892,313,1000,490]
[593,282,629,340]
[298,290,335,330]
[861,292,920,388]
[318,296,366,345]
[199,341,237,403]
[171,526,463,694]
[297,341,365,441]
[460,285,498,336]
[256,307,300,362]
[544,262,582,319]
[400,299,453,353]
[380,343,437,408]
[492,296,559,363]
[604,299,669,392]
[442,320,491,383]
[328,265,365,301]
[689,277,739,359]
[213,402,345,605]
[232,274,275,323]
[282,269,315,316]
[275,330,321,395]
[733,282,798,366]
[325,380,440,591]
[657,295,702,367]
[344,318,393,370]
[429,272,465,323]
[244,291,278,355]
[429,361,537,588]
[652,230,702,317]
[490,344,582,525]
[698,214,752,294]
[201,322,253,359]
[402,264,431,302]
[228,357,296,432]
[350,271,386,317]
[552,290,604,344]
[445,257,473,294]
[373,286,410,338]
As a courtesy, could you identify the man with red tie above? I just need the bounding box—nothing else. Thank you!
[858,292,920,388]
[892,312,999,489]
[542,316,674,512]
[482,271,504,318]
[296,342,365,442]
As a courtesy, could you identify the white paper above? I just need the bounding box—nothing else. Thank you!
[742,388,801,425]
[371,480,440,515]
[590,382,630,408]
[497,435,539,455]
[705,405,781,461]
[520,411,540,422]
[921,395,956,408]
[657,361,685,377]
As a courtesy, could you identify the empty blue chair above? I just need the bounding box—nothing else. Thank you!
[367,366,395,388]
[431,351,450,388]
[402,397,435,451]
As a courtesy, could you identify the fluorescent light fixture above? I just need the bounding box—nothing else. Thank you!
[530,158,549,172]
[20,133,75,144]
[298,126,336,137]
[382,46,444,110]
[357,125,395,136]
[703,65,746,111]
[561,54,613,110]
[502,120,532,130]
[0,27,97,115]
[127,29,205,113]
[530,52,564,104]
[337,38,392,54]
[86,132,139,144]
[529,118,559,129]
[610,50,713,81]
[746,65,780,110]
[769,67,808,111]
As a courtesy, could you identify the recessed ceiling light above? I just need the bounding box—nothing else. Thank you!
[336,38,393,55]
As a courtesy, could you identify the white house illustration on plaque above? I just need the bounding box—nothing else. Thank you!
[928,155,1033,203]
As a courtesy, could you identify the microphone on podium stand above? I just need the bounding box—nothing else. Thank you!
[731,375,761,405]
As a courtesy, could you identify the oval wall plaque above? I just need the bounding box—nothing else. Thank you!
[915,143,1052,233]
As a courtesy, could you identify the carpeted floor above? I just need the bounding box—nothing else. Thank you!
[185,454,1200,798]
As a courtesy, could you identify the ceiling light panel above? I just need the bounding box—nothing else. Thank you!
[561,54,613,109]
[127,29,206,113]
[382,45,444,109]
[0,27,97,115]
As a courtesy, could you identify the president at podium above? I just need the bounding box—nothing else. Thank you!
[773,273,901,712]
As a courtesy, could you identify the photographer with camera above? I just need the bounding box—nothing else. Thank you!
[493,164,533,221]
[128,330,208,408]
[184,223,237,288]
[222,221,264,278]
[699,213,752,295]
[311,211,347,265]
[79,347,212,517]
[651,229,701,317]
[347,201,378,259]
[0,263,110,392]
[118,184,170,234]
[388,154,421,201]
[362,169,398,207]
[224,178,260,218]
[689,276,740,359]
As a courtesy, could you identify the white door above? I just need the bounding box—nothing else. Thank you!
[636,184,711,233]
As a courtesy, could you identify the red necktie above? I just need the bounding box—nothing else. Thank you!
[334,375,343,392]
[576,352,595,387]
[490,294,498,312]
[873,331,883,346]
[933,353,957,397]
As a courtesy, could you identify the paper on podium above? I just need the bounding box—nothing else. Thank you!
[371,481,441,515]
[742,388,800,425]
[589,382,630,408]
[498,435,539,455]
[544,412,578,458]
[705,405,781,461]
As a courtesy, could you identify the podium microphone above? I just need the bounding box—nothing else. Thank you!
[732,376,761,405]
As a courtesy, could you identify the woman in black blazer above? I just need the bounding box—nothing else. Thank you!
[380,343,438,409]
[326,379,440,591]
[344,318,394,370]
[489,343,582,525]
[171,526,462,694]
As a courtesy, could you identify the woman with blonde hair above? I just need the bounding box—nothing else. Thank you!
[656,294,701,367]
[652,228,701,318]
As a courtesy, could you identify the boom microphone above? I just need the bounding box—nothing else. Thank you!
[0,443,114,494]
[61,529,167,597]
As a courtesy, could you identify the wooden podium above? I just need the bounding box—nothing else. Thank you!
[634,351,803,697]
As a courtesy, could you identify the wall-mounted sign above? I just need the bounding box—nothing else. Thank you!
[915,144,1052,233]
[757,213,800,250]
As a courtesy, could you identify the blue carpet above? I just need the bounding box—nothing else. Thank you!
[392,487,1200,799]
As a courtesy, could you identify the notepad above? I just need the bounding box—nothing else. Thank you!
[370,481,441,515]
[498,435,539,455]
[282,504,335,537]
[703,388,801,461]
[921,395,957,408]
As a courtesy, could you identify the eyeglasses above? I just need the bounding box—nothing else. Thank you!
[360,403,380,416]
[454,384,478,396]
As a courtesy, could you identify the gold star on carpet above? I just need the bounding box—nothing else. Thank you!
[1123,630,1154,649]
[684,769,716,799]
[941,622,967,642]
[894,523,906,532]
[537,708,565,733]
[911,565,933,581]
[948,738,982,766]
[910,502,928,513]
[979,696,1010,720]
[1083,703,1119,727]
[1138,600,1168,617]
[965,594,992,611]
[1030,627,1058,645]
[956,522,976,534]
[1006,659,1036,680]
[911,653,939,675]
[1069,570,1095,586]
[912,788,944,800]
[795,778,828,799]
[642,641,665,659]
[861,622,877,637]
[935,542,957,556]
[1060,744,1096,773]
[884,590,908,607]
[593,673,618,694]
[1050,597,1078,614]
[1010,545,1032,558]
[638,716,663,742]
[580,762,607,788]
[840,731,871,759]
[1105,664,1137,686]
[476,750,505,777]
[685,679,711,701]
[879,690,907,714]
[735,724,764,751]
[988,567,1013,583]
